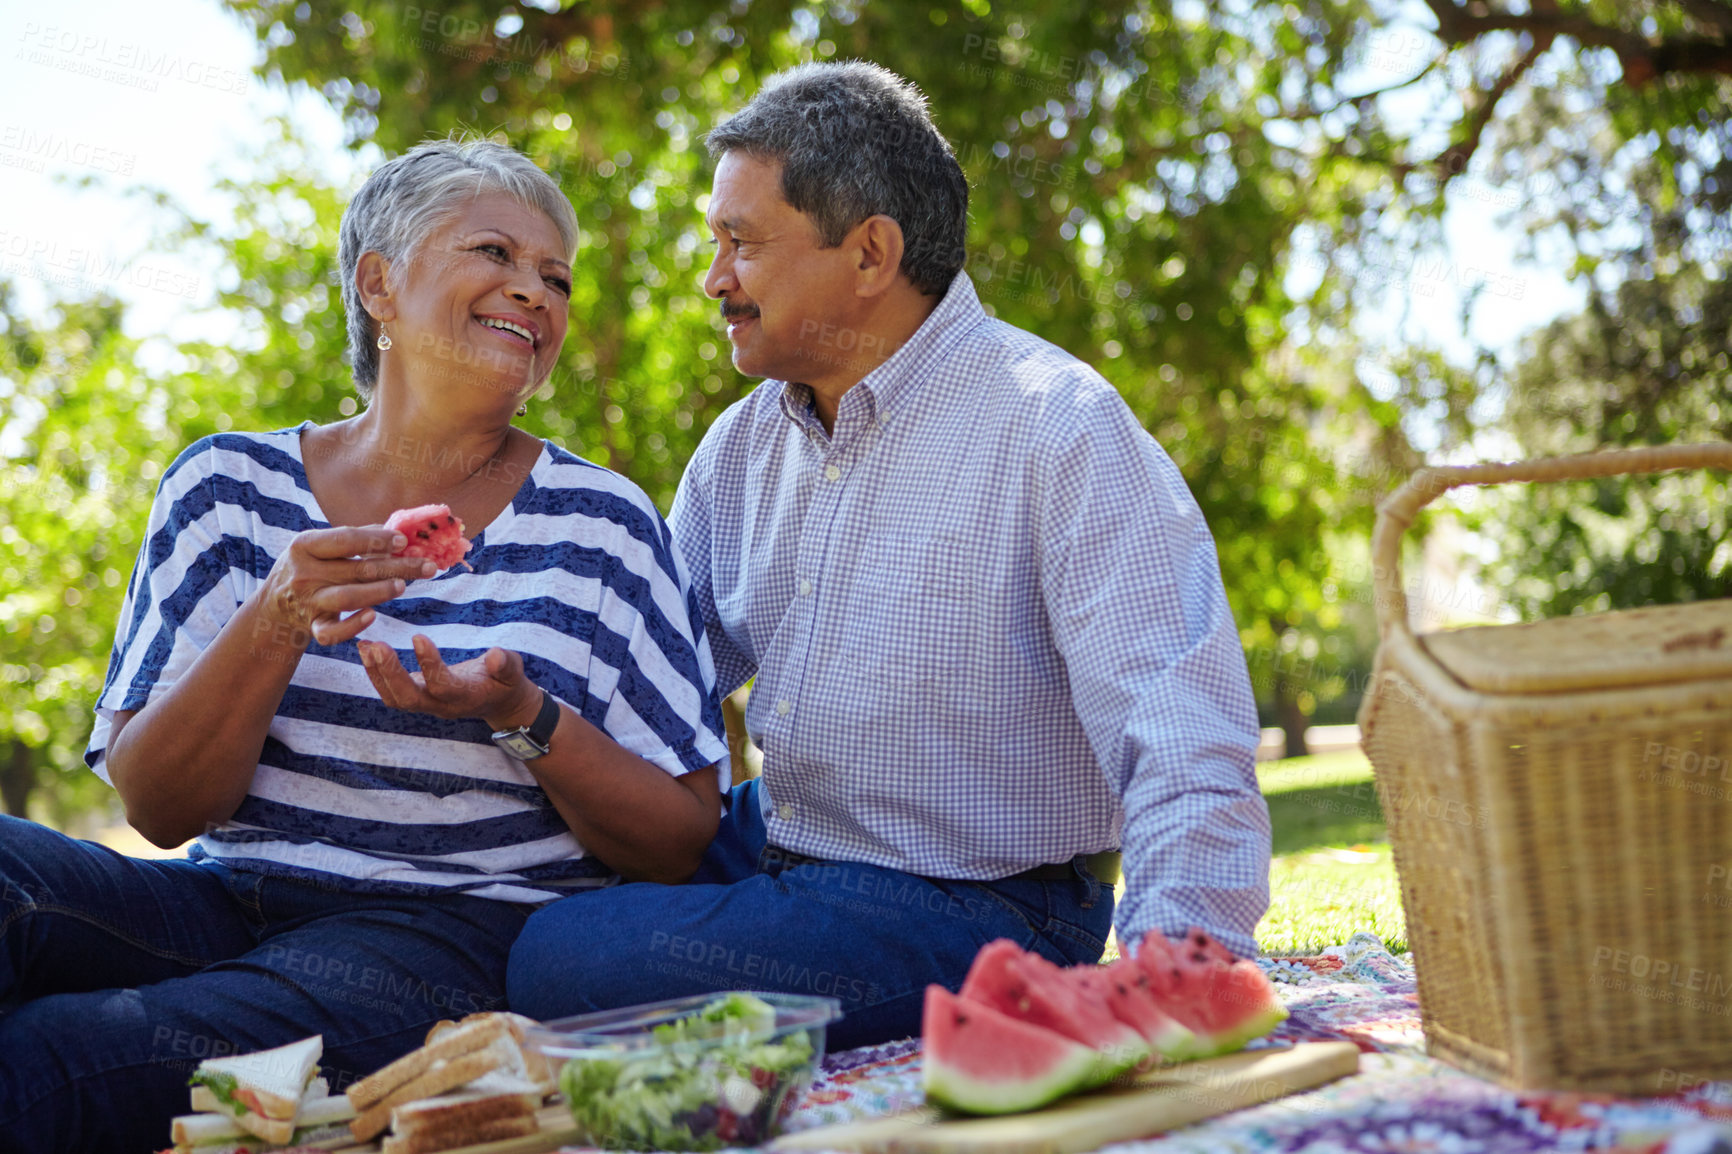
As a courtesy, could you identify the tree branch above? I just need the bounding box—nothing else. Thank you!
[1432,36,1550,182]
[1420,0,1732,85]
[1673,0,1732,42]
[1291,59,1442,120]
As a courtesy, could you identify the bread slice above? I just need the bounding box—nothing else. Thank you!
[347,1016,511,1111]
[187,1036,323,1144]
[380,1113,538,1154]
[423,1012,552,1088]
[462,1067,546,1098]
[389,1086,539,1132]
[174,1081,353,1143]
[347,1037,523,1143]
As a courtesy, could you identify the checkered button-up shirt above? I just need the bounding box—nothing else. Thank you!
[668,273,1271,958]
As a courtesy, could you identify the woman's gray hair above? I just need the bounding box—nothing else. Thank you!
[705,61,968,297]
[338,136,579,399]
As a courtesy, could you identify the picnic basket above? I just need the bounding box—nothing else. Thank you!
[1356,442,1732,1095]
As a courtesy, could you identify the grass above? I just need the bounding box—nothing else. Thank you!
[1101,747,1409,962]
[1256,748,1407,957]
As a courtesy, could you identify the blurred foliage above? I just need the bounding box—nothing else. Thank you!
[1467,34,1732,618]
[0,287,156,823]
[5,0,1731,819]
[0,130,363,823]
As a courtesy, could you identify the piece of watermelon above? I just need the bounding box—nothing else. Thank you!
[1074,959,1204,1064]
[1182,925,1238,966]
[1133,928,1288,1058]
[921,985,1100,1115]
[386,504,471,572]
[958,940,1149,1084]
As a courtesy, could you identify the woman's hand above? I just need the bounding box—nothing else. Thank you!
[258,526,437,649]
[360,636,719,883]
[357,635,540,730]
[107,526,436,847]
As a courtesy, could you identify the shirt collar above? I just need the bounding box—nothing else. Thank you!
[773,271,987,433]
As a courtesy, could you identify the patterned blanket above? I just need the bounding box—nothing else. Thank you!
[775,933,1732,1153]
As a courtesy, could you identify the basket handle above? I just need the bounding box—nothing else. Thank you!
[1370,442,1732,639]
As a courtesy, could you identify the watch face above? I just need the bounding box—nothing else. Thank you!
[494,731,545,760]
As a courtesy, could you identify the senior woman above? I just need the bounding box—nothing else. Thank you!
[0,139,728,1154]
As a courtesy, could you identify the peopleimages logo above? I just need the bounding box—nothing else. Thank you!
[0,231,200,300]
[646,932,880,1004]
[0,126,136,175]
[16,23,250,95]
[1589,946,1732,1016]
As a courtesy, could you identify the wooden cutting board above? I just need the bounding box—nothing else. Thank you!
[769,1041,1361,1154]
[323,1042,1358,1154]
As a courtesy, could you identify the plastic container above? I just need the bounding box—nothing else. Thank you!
[525,991,842,1151]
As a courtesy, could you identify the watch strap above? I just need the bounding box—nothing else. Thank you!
[524,687,559,747]
[492,688,559,758]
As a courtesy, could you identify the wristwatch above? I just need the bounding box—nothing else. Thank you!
[491,689,559,760]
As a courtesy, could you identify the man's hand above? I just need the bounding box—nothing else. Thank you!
[357,635,540,729]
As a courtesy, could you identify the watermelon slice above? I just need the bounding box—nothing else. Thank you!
[922,934,1288,1118]
[1075,959,1204,1064]
[1182,926,1238,966]
[1133,928,1288,1058]
[959,941,1149,1084]
[386,504,471,573]
[922,985,1100,1115]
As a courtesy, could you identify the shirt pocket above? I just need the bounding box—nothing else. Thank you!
[839,534,977,680]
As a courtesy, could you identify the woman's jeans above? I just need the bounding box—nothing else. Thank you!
[0,814,530,1154]
[509,778,1115,1050]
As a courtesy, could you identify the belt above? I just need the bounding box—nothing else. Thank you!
[1009,850,1122,886]
[765,845,1121,887]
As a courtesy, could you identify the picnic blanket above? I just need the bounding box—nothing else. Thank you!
[768,932,1732,1154]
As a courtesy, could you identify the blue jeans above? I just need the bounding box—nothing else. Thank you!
[0,814,530,1154]
[508,779,1114,1050]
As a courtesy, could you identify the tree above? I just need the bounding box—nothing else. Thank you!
[18,1,1726,823]
[1407,4,1732,617]
[0,287,170,823]
[0,129,362,820]
[219,0,1412,758]
[1478,187,1732,618]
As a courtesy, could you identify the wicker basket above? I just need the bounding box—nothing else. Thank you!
[1356,443,1732,1094]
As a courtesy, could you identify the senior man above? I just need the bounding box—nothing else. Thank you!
[508,60,1271,1049]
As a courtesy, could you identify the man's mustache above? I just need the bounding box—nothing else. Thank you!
[720,300,761,322]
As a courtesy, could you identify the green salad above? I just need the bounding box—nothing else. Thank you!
[558,993,818,1151]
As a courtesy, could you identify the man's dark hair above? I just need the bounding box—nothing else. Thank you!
[705,61,968,297]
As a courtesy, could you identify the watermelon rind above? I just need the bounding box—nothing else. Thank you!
[1186,1003,1290,1058]
[922,986,1101,1116]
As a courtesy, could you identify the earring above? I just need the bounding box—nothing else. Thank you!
[516,402,528,417]
[376,328,393,352]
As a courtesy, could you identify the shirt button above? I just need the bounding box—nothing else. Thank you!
[797,578,813,596]
[778,804,796,820]
[775,699,791,716]
[824,464,841,481]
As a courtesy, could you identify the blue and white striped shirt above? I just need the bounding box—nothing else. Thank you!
[669,273,1270,957]
[87,426,729,902]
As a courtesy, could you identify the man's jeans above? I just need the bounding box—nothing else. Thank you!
[508,778,1115,1049]
[0,814,530,1154]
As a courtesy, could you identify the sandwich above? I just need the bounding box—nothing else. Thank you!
[346,1013,541,1143]
[168,1090,356,1153]
[185,1035,328,1146]
[424,1012,553,1091]
[379,1082,544,1154]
